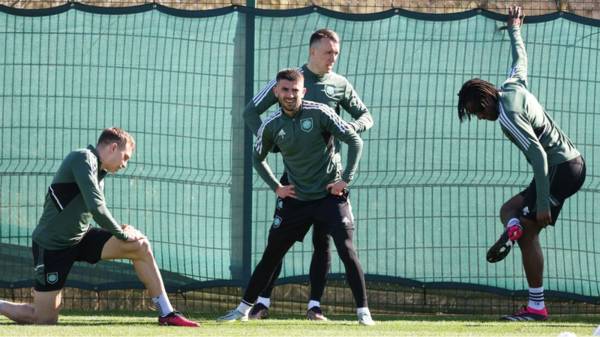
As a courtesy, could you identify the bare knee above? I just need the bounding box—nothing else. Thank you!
[31,289,62,325]
[130,238,153,260]
[517,220,542,248]
[500,195,525,224]
[33,306,60,325]
[499,202,509,220]
[500,202,516,224]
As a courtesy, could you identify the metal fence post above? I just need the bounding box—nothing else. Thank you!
[230,1,255,285]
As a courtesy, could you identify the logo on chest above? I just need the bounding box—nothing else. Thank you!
[300,118,313,133]
[322,85,335,98]
[276,129,286,141]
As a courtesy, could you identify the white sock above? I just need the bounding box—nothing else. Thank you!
[307,300,320,310]
[256,296,271,308]
[236,301,252,315]
[506,218,521,228]
[528,286,545,310]
[357,307,370,315]
[152,293,174,317]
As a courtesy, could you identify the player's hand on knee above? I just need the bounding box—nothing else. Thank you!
[122,224,147,241]
[326,180,347,196]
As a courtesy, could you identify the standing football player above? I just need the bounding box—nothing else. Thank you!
[219,68,374,325]
[243,28,373,321]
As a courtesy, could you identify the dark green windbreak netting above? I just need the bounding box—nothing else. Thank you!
[0,6,598,301]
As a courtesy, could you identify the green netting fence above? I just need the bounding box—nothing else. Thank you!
[1,4,599,310]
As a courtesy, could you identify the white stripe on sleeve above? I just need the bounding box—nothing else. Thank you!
[255,110,282,154]
[252,79,277,105]
[49,186,64,210]
[303,101,349,133]
[498,103,530,151]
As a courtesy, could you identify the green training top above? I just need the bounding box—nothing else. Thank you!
[32,145,128,250]
[498,26,581,213]
[253,100,363,201]
[244,64,373,139]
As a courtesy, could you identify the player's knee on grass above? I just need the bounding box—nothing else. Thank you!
[32,290,62,325]
[34,313,58,325]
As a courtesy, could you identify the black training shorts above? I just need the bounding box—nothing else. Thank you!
[314,191,355,233]
[520,155,586,225]
[32,227,113,291]
[269,196,315,242]
[269,190,356,243]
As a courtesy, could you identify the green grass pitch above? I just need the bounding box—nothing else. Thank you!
[0,311,598,337]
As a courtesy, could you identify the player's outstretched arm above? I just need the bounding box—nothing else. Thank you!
[506,5,528,85]
[243,79,278,135]
[507,5,524,28]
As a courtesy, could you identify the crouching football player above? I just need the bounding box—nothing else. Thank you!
[0,127,198,327]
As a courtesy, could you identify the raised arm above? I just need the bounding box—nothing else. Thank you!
[243,79,279,135]
[507,5,528,86]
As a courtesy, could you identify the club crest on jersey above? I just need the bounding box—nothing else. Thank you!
[272,216,282,229]
[300,118,313,133]
[46,272,59,284]
[276,198,283,209]
[277,129,286,140]
[322,85,335,98]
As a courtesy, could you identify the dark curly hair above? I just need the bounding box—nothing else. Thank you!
[457,78,499,122]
